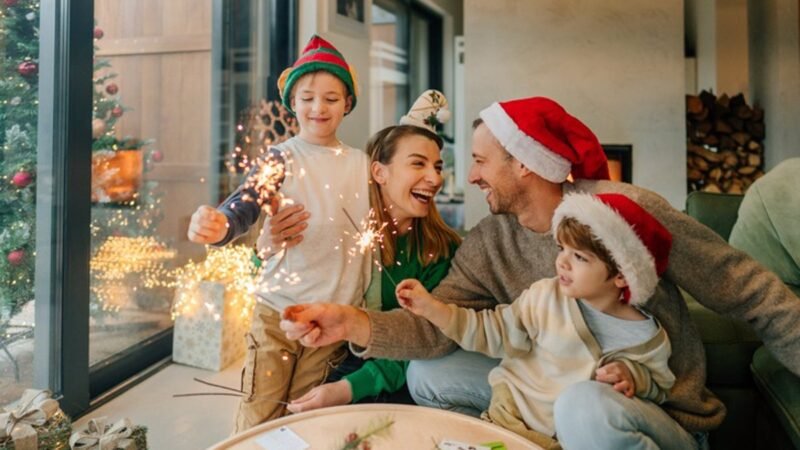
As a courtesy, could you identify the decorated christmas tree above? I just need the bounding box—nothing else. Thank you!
[0,0,39,318]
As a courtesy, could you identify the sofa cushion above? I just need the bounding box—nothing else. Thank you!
[684,292,760,387]
[751,346,800,449]
[685,191,743,241]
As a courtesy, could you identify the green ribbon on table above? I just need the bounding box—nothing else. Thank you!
[0,389,60,450]
[69,417,136,450]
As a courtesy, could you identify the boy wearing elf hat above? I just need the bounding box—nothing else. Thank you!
[187,35,371,432]
[396,192,677,449]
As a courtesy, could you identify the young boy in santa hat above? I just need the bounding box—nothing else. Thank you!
[397,192,675,449]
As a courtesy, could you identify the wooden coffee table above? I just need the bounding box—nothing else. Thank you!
[209,403,541,449]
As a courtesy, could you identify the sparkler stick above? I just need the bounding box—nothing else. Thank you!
[342,208,398,287]
[172,377,290,405]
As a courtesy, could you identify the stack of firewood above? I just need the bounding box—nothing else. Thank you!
[686,90,765,194]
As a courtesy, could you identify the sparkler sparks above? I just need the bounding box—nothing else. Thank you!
[342,208,398,287]
[243,150,290,213]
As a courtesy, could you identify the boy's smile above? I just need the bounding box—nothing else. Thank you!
[291,71,352,147]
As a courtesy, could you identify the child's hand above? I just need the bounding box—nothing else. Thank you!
[187,205,229,244]
[596,361,636,398]
[396,279,434,316]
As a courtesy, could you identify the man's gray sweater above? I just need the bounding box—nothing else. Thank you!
[357,179,800,432]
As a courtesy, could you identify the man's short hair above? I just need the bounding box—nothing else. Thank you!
[556,217,620,278]
[472,117,484,129]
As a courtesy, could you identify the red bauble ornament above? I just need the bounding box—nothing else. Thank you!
[12,171,33,188]
[93,27,104,39]
[105,83,119,95]
[4,0,19,7]
[111,106,123,118]
[17,61,38,78]
[151,150,163,162]
[7,250,25,266]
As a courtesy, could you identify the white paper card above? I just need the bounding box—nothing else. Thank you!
[438,439,492,450]
[255,426,309,450]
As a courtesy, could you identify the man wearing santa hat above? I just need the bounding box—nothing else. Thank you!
[281,96,800,449]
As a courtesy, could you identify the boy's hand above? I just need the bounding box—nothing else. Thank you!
[396,279,453,330]
[269,204,309,250]
[287,380,352,413]
[596,361,636,398]
[187,205,229,244]
[395,279,434,317]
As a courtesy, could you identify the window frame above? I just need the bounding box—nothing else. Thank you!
[32,0,298,418]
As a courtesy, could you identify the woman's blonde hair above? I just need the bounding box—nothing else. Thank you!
[367,125,461,266]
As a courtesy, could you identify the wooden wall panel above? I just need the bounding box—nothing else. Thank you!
[95,0,213,261]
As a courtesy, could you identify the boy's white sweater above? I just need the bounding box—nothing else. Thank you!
[442,277,674,437]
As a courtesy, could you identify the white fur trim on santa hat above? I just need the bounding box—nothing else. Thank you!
[552,193,658,305]
[479,102,571,183]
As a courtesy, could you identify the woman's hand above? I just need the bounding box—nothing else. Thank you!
[287,380,353,413]
[268,204,309,250]
[595,361,636,398]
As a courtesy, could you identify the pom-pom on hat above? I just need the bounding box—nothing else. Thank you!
[552,193,673,305]
[479,97,609,183]
[277,34,359,115]
[400,89,451,133]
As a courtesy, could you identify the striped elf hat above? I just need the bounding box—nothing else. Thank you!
[277,35,359,115]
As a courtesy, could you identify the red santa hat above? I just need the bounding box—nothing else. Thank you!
[479,97,609,182]
[552,193,673,305]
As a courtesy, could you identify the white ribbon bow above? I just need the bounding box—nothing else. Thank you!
[70,417,135,450]
[0,389,60,450]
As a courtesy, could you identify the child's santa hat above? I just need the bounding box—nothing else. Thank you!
[277,35,359,115]
[479,97,609,182]
[552,193,673,305]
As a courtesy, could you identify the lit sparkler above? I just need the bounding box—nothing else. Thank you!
[240,149,291,213]
[342,208,398,287]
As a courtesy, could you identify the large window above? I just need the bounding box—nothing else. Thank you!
[370,0,442,134]
[0,0,295,416]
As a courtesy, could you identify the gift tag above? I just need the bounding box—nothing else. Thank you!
[438,439,493,450]
[255,426,309,450]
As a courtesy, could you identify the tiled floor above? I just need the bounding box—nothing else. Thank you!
[74,359,243,450]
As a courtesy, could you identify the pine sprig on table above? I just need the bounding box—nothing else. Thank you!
[338,417,394,450]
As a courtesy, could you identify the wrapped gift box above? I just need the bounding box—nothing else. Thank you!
[0,390,72,450]
[172,281,249,371]
[69,417,147,450]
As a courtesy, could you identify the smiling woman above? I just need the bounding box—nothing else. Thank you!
[269,90,462,414]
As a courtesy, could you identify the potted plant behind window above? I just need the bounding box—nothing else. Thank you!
[90,25,153,204]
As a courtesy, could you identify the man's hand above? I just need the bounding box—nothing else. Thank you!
[268,204,309,250]
[287,380,353,413]
[596,360,636,398]
[280,303,371,348]
[187,205,229,244]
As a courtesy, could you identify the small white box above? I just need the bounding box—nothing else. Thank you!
[172,281,249,371]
